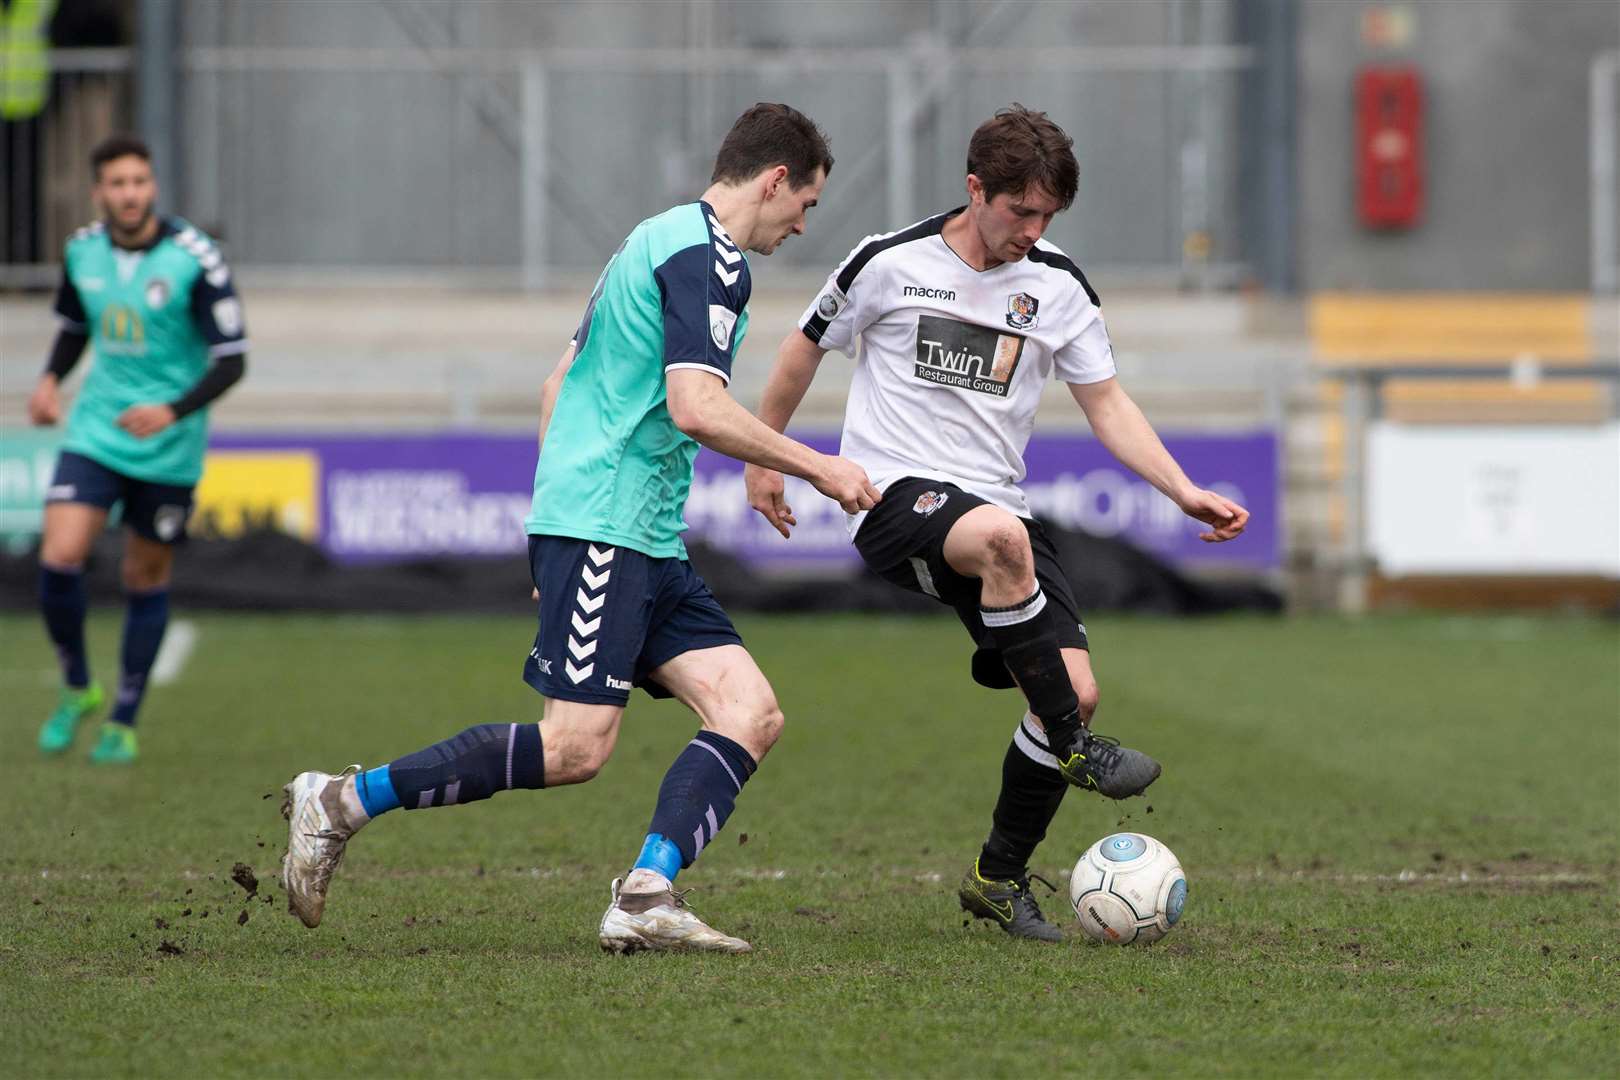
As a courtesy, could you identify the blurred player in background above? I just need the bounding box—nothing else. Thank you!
[281,104,878,953]
[27,133,249,765]
[745,105,1248,941]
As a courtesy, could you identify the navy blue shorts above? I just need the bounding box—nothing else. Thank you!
[46,450,194,544]
[522,535,743,706]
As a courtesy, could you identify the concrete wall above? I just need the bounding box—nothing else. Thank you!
[1298,0,1620,291]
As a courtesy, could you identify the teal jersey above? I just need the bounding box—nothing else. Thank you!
[526,201,750,558]
[54,217,248,486]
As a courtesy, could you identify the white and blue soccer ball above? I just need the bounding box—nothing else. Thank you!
[1069,832,1187,945]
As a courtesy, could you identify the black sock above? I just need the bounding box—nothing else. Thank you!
[978,714,1068,881]
[981,588,1081,754]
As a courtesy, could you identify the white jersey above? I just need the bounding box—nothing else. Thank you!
[798,208,1116,534]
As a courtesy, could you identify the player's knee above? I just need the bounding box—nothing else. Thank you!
[121,564,168,592]
[121,549,172,591]
[709,694,783,762]
[570,748,611,784]
[555,731,615,784]
[40,552,87,574]
[40,533,90,570]
[753,700,785,753]
[983,523,1034,584]
[1076,680,1100,722]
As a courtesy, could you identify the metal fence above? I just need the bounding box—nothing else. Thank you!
[1592,49,1620,294]
[7,42,1256,290]
[0,50,132,281]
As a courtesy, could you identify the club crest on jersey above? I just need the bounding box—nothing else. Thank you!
[144,278,171,309]
[817,292,841,319]
[1006,292,1040,330]
[709,304,738,351]
[912,490,949,516]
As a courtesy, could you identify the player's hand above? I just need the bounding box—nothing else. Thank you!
[117,404,177,439]
[531,588,540,602]
[27,377,61,426]
[1178,487,1249,542]
[813,454,881,515]
[746,464,796,539]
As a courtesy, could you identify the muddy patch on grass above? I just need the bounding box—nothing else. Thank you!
[230,863,259,898]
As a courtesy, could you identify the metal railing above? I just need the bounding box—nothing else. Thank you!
[7,41,1256,290]
[1325,360,1620,611]
[1592,49,1620,293]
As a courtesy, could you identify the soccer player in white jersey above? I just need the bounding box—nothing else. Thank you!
[745,106,1249,941]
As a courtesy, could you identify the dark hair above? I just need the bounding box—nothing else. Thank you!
[966,105,1078,210]
[711,103,834,190]
[91,133,152,178]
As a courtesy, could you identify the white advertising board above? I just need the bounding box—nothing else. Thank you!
[1367,423,1620,576]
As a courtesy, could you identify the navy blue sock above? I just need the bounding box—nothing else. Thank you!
[39,565,90,689]
[378,722,544,813]
[636,731,757,880]
[112,589,169,727]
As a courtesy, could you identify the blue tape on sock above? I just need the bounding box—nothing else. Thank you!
[355,764,401,818]
[632,833,683,882]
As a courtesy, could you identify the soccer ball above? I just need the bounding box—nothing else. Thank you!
[1069,832,1186,945]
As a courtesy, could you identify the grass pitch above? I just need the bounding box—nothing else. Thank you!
[2,610,1616,1077]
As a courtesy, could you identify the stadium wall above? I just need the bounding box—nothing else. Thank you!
[1297,0,1620,291]
[173,0,1247,280]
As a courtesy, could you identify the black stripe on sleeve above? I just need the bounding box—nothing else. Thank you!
[833,209,957,294]
[1025,247,1101,307]
[801,208,958,343]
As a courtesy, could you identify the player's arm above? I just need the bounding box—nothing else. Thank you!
[744,330,830,536]
[1067,377,1248,543]
[755,329,827,433]
[656,238,876,515]
[666,368,876,514]
[29,268,91,426]
[745,262,870,536]
[536,342,576,450]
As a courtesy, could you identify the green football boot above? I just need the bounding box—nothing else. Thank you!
[38,683,105,755]
[88,723,139,765]
[958,859,1065,942]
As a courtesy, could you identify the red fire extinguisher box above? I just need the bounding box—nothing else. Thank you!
[1355,66,1424,229]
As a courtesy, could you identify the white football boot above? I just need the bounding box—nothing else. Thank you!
[280,765,366,928]
[598,868,752,954]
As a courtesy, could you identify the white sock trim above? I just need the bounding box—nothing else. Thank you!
[1012,713,1060,770]
[980,589,1047,628]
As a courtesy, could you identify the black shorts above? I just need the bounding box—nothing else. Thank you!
[853,476,1089,690]
[46,451,194,544]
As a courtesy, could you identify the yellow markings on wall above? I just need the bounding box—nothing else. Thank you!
[193,451,320,540]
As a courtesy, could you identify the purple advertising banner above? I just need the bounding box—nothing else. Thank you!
[211,431,1278,569]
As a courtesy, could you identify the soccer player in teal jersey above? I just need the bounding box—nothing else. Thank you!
[281,104,879,953]
[27,133,248,765]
